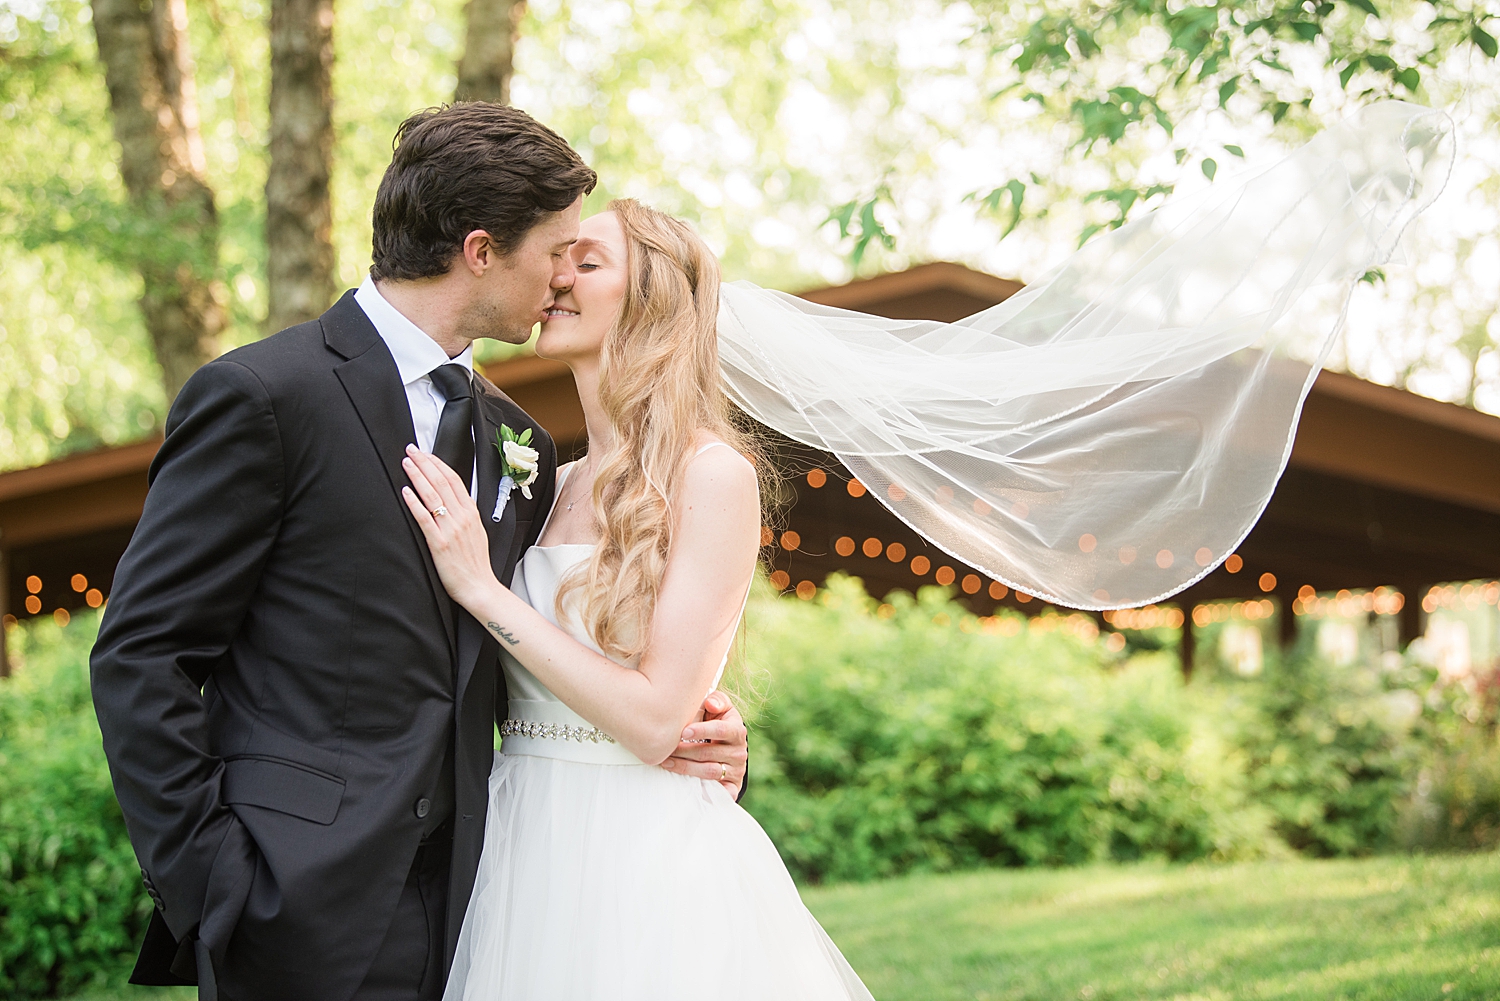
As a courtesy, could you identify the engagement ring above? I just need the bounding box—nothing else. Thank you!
[432,506,448,517]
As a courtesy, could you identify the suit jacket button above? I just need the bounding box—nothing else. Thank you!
[414,798,431,819]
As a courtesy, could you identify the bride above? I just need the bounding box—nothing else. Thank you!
[400,198,874,999]
[398,99,1448,999]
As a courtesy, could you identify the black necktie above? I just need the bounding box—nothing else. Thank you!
[428,363,474,490]
[422,364,471,840]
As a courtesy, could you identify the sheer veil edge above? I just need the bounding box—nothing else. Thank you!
[717,101,1455,610]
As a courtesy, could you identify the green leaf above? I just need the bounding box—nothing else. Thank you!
[1290,21,1321,41]
[1339,60,1360,88]
[1359,268,1387,285]
[824,201,858,240]
[1344,0,1378,15]
[1224,144,1245,158]
[518,427,532,446]
[1365,54,1396,72]
[1473,25,1499,59]
[1201,157,1218,181]
[1076,222,1105,248]
[1396,66,1420,91]
[1272,101,1292,124]
[1218,76,1240,106]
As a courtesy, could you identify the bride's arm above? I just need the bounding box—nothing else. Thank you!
[401,444,760,767]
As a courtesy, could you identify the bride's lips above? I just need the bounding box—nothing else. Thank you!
[542,307,580,321]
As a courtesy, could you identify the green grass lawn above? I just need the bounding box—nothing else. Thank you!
[806,854,1500,1001]
[70,854,1499,1001]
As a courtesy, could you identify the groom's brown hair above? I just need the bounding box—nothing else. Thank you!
[370,103,597,282]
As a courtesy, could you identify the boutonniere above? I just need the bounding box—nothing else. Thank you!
[491,424,540,522]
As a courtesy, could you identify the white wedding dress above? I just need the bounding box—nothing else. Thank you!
[444,451,874,1000]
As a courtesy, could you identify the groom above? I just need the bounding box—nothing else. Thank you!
[91,103,749,1001]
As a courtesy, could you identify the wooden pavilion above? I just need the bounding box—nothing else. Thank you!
[4,262,1499,676]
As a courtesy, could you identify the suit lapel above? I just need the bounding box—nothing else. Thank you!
[324,293,458,658]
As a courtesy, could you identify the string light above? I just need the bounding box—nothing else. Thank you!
[25,576,41,594]
[835,536,855,557]
[1102,605,1184,629]
[886,542,907,562]
[989,581,1008,599]
[1194,547,1213,567]
[911,555,931,575]
[1118,546,1137,565]
[1225,554,1243,573]
[1078,534,1097,553]
[935,566,956,586]
[1156,549,1174,569]
[795,580,816,600]
[862,537,883,558]
[53,608,70,627]
[806,468,827,488]
[935,485,954,504]
[972,498,991,516]
[1011,500,1029,519]
[1420,581,1499,613]
[71,574,88,593]
[24,596,41,615]
[769,570,790,590]
[780,530,801,551]
[961,574,981,594]
[1259,572,1277,593]
[846,479,867,498]
[85,589,104,609]
[1296,587,1404,617]
[887,484,907,502]
[759,526,774,547]
[1192,599,1276,626]
[1015,591,1033,604]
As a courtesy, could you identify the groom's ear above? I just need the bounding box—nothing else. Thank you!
[461,230,499,276]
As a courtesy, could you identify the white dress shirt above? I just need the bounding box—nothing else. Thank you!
[354,276,478,497]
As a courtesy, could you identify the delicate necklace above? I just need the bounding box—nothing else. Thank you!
[565,457,590,511]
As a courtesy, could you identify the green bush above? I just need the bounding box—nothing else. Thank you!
[1397,675,1500,852]
[1232,643,1428,856]
[0,613,151,999]
[739,576,1279,883]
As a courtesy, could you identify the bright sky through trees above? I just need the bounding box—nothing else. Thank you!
[0,0,1496,476]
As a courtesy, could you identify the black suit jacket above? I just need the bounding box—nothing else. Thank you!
[91,291,557,1001]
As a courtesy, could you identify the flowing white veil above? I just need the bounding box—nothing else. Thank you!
[717,101,1454,610]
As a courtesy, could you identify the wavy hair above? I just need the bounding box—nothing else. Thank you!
[554,199,772,662]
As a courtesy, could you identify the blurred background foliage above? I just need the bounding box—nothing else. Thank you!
[739,575,1500,884]
[2,0,1499,475]
[3,576,1496,994]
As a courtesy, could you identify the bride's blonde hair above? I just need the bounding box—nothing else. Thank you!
[555,199,769,661]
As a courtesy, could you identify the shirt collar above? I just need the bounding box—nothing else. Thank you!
[354,275,473,386]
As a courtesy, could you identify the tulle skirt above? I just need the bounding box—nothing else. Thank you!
[443,752,874,1000]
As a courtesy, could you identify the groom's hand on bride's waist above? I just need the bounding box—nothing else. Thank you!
[659,690,748,797]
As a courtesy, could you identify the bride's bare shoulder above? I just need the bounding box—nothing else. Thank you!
[680,433,758,508]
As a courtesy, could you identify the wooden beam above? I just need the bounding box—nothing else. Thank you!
[1293,371,1500,515]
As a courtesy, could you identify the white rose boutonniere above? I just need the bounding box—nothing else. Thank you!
[491,424,540,522]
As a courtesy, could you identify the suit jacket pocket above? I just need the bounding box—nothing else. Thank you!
[222,755,346,825]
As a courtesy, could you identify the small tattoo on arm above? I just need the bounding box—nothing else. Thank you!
[487,622,520,647]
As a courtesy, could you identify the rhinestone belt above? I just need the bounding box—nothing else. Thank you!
[500,718,616,744]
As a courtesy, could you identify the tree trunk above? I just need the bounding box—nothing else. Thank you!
[456,0,526,104]
[90,0,226,401]
[267,0,336,334]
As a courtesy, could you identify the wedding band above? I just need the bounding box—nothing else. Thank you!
[432,506,448,517]
[720,763,728,782]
